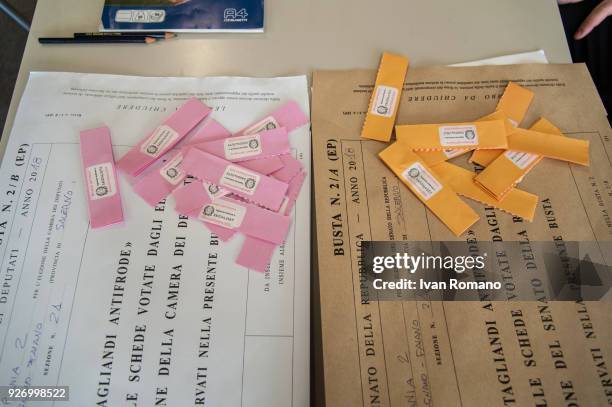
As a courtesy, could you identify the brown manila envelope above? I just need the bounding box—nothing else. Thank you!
[311,63,612,407]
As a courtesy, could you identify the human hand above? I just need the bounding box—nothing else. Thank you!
[574,0,612,39]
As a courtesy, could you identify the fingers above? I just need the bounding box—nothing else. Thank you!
[575,0,612,39]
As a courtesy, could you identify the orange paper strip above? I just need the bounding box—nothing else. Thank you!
[379,142,479,236]
[415,148,469,166]
[507,128,590,166]
[361,52,409,142]
[496,82,534,127]
[470,82,534,166]
[416,111,513,166]
[432,162,539,221]
[474,118,563,200]
[396,120,508,151]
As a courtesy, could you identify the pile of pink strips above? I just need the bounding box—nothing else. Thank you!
[79,97,309,272]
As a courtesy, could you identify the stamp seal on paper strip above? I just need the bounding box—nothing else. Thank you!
[160,153,185,185]
[86,162,117,201]
[141,125,179,157]
[371,85,398,117]
[401,162,442,200]
[224,134,263,160]
[504,150,538,170]
[198,199,246,228]
[219,165,261,195]
[204,182,227,199]
[439,125,479,147]
[242,116,280,135]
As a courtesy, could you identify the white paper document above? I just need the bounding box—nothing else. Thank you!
[450,49,549,66]
[0,72,311,406]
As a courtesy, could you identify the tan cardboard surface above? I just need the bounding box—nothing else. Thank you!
[312,63,612,406]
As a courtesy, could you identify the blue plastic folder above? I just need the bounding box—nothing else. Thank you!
[101,0,264,32]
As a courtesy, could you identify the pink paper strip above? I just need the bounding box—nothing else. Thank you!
[132,100,306,206]
[80,126,124,229]
[189,117,232,142]
[173,182,291,244]
[132,118,230,206]
[173,180,208,214]
[239,156,284,174]
[193,127,290,162]
[237,100,309,136]
[236,169,306,272]
[117,97,211,176]
[272,154,304,183]
[132,151,282,207]
[176,118,292,241]
[188,208,237,241]
[236,237,277,272]
[181,148,289,211]
[172,181,234,241]
[280,170,306,215]
[199,182,236,241]
[132,120,285,207]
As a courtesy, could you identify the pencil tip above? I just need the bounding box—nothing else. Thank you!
[165,33,177,39]
[146,37,157,44]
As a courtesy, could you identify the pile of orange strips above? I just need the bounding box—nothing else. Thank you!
[362,53,590,236]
